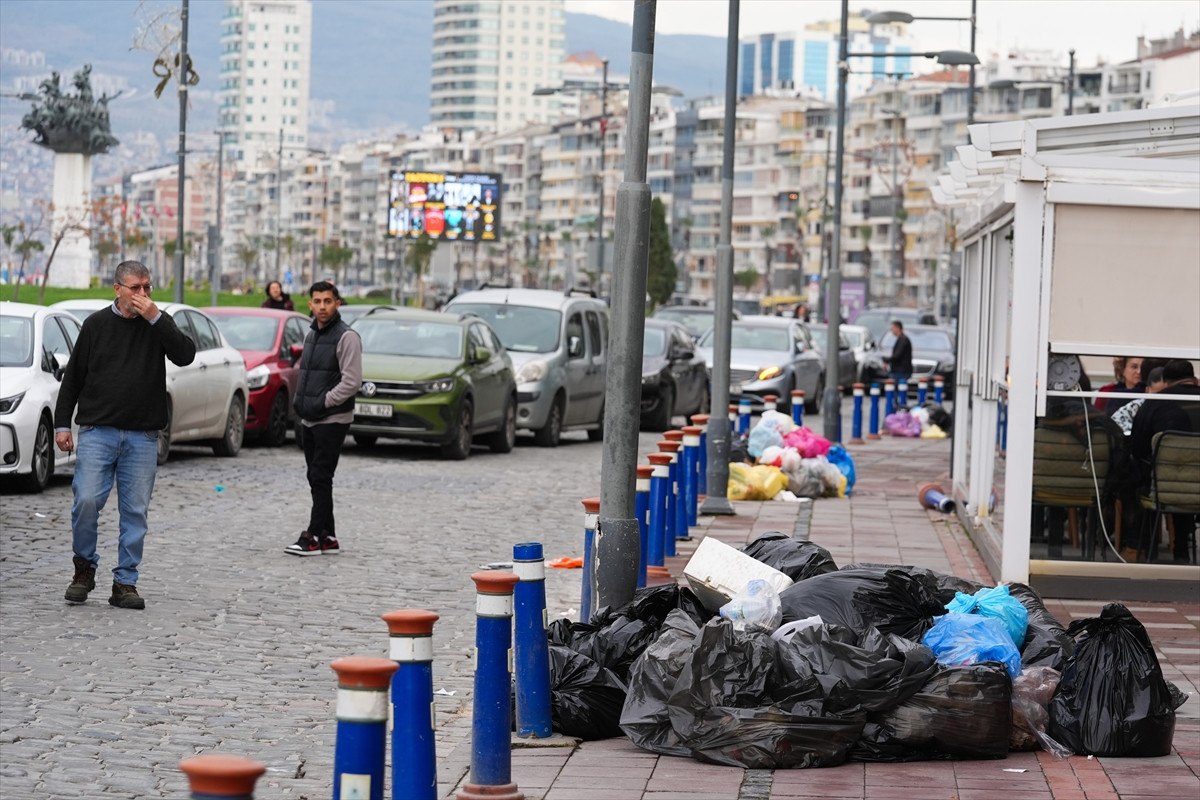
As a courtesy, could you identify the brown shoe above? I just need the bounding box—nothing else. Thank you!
[108,582,146,610]
[65,556,97,604]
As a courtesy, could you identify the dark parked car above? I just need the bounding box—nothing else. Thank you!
[805,322,858,392]
[641,319,709,431]
[349,309,517,459]
[851,307,939,344]
[205,307,310,446]
[651,305,740,339]
[697,317,824,413]
[860,323,957,395]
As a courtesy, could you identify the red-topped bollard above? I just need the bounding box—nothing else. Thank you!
[681,425,704,527]
[179,754,265,799]
[645,452,674,582]
[849,383,865,444]
[460,572,523,800]
[382,609,440,800]
[331,656,398,800]
[918,483,956,513]
[790,389,805,426]
[763,394,778,414]
[690,413,709,499]
[580,497,600,622]
[657,440,684,553]
[635,464,654,588]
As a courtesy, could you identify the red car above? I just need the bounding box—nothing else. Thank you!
[204,307,310,446]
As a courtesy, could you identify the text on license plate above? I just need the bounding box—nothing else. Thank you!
[355,402,393,418]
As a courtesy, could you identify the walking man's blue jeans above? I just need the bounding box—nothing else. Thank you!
[71,426,159,586]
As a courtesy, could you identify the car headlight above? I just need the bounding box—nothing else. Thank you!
[245,364,270,390]
[0,392,24,414]
[515,359,547,384]
[757,365,783,381]
[418,377,456,394]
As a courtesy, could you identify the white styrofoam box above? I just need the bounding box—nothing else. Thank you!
[683,537,794,613]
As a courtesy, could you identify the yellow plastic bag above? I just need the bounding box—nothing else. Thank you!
[921,424,948,439]
[728,463,788,500]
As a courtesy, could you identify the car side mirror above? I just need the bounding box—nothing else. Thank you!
[289,343,304,363]
[51,352,68,380]
[568,335,584,358]
[472,346,490,364]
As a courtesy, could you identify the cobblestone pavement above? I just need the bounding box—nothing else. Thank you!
[0,428,661,798]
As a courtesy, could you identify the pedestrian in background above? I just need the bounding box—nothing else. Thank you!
[885,319,913,384]
[286,280,362,556]
[262,280,295,310]
[54,261,197,609]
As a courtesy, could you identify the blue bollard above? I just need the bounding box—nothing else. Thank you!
[790,389,805,427]
[850,383,865,444]
[1000,398,1009,454]
[917,376,928,406]
[382,609,439,800]
[737,398,752,436]
[179,754,265,799]
[867,383,882,439]
[513,543,552,739]
[934,375,945,405]
[884,379,896,417]
[690,413,709,500]
[459,572,522,800]
[898,379,909,409]
[647,454,671,568]
[579,497,599,623]
[635,464,653,588]
[657,439,683,550]
[331,656,397,800]
[682,425,702,527]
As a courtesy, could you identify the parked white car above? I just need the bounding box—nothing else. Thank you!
[52,299,249,463]
[0,302,83,491]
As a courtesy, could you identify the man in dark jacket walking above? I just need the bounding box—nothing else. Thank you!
[886,320,913,383]
[286,281,362,556]
[55,260,197,609]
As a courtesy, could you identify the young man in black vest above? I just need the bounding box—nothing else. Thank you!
[286,281,362,555]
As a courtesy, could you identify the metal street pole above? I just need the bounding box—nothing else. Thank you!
[822,0,850,441]
[598,58,608,295]
[1067,48,1076,115]
[700,0,739,517]
[596,0,657,612]
[967,0,977,124]
[275,127,284,281]
[211,132,223,306]
[173,0,189,303]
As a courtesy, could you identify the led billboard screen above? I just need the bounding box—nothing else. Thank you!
[387,170,501,242]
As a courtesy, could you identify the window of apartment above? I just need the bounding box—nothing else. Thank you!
[246,96,253,104]
[247,77,254,85]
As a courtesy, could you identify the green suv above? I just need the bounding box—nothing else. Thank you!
[349,308,517,459]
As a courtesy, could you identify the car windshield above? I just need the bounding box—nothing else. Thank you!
[702,325,790,352]
[356,318,464,358]
[209,315,278,351]
[449,303,561,353]
[880,330,954,351]
[643,327,667,357]
[807,324,832,351]
[0,316,33,367]
[653,308,715,337]
[844,329,866,348]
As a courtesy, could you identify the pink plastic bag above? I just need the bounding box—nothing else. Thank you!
[782,426,831,458]
[885,410,922,437]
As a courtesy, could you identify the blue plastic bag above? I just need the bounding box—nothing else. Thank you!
[826,444,857,495]
[922,612,1023,679]
[747,422,784,458]
[945,584,1029,647]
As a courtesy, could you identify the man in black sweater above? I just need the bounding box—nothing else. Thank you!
[886,320,913,383]
[54,261,196,609]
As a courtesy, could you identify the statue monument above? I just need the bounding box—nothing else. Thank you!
[19,65,120,288]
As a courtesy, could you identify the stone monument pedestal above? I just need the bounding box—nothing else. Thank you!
[51,152,93,289]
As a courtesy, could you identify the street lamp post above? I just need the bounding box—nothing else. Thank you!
[828,0,979,441]
[598,58,608,293]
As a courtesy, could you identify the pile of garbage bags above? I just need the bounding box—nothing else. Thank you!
[528,534,1187,766]
[885,403,953,439]
[730,411,857,501]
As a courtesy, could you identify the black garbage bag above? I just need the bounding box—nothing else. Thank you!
[1006,582,1074,671]
[851,663,1013,762]
[843,562,982,605]
[780,624,940,717]
[1048,603,1184,757]
[924,403,953,434]
[543,645,627,740]
[779,567,946,641]
[548,584,712,682]
[621,612,863,768]
[741,532,838,581]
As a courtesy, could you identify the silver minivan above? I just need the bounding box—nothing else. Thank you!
[445,287,608,446]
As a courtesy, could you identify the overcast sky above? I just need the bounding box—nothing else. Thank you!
[570,0,1200,68]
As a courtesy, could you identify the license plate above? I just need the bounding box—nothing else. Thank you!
[355,402,393,418]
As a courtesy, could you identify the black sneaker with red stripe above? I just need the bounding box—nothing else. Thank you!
[320,534,340,555]
[284,531,322,556]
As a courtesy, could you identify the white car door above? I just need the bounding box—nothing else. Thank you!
[164,310,213,434]
[45,313,82,472]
